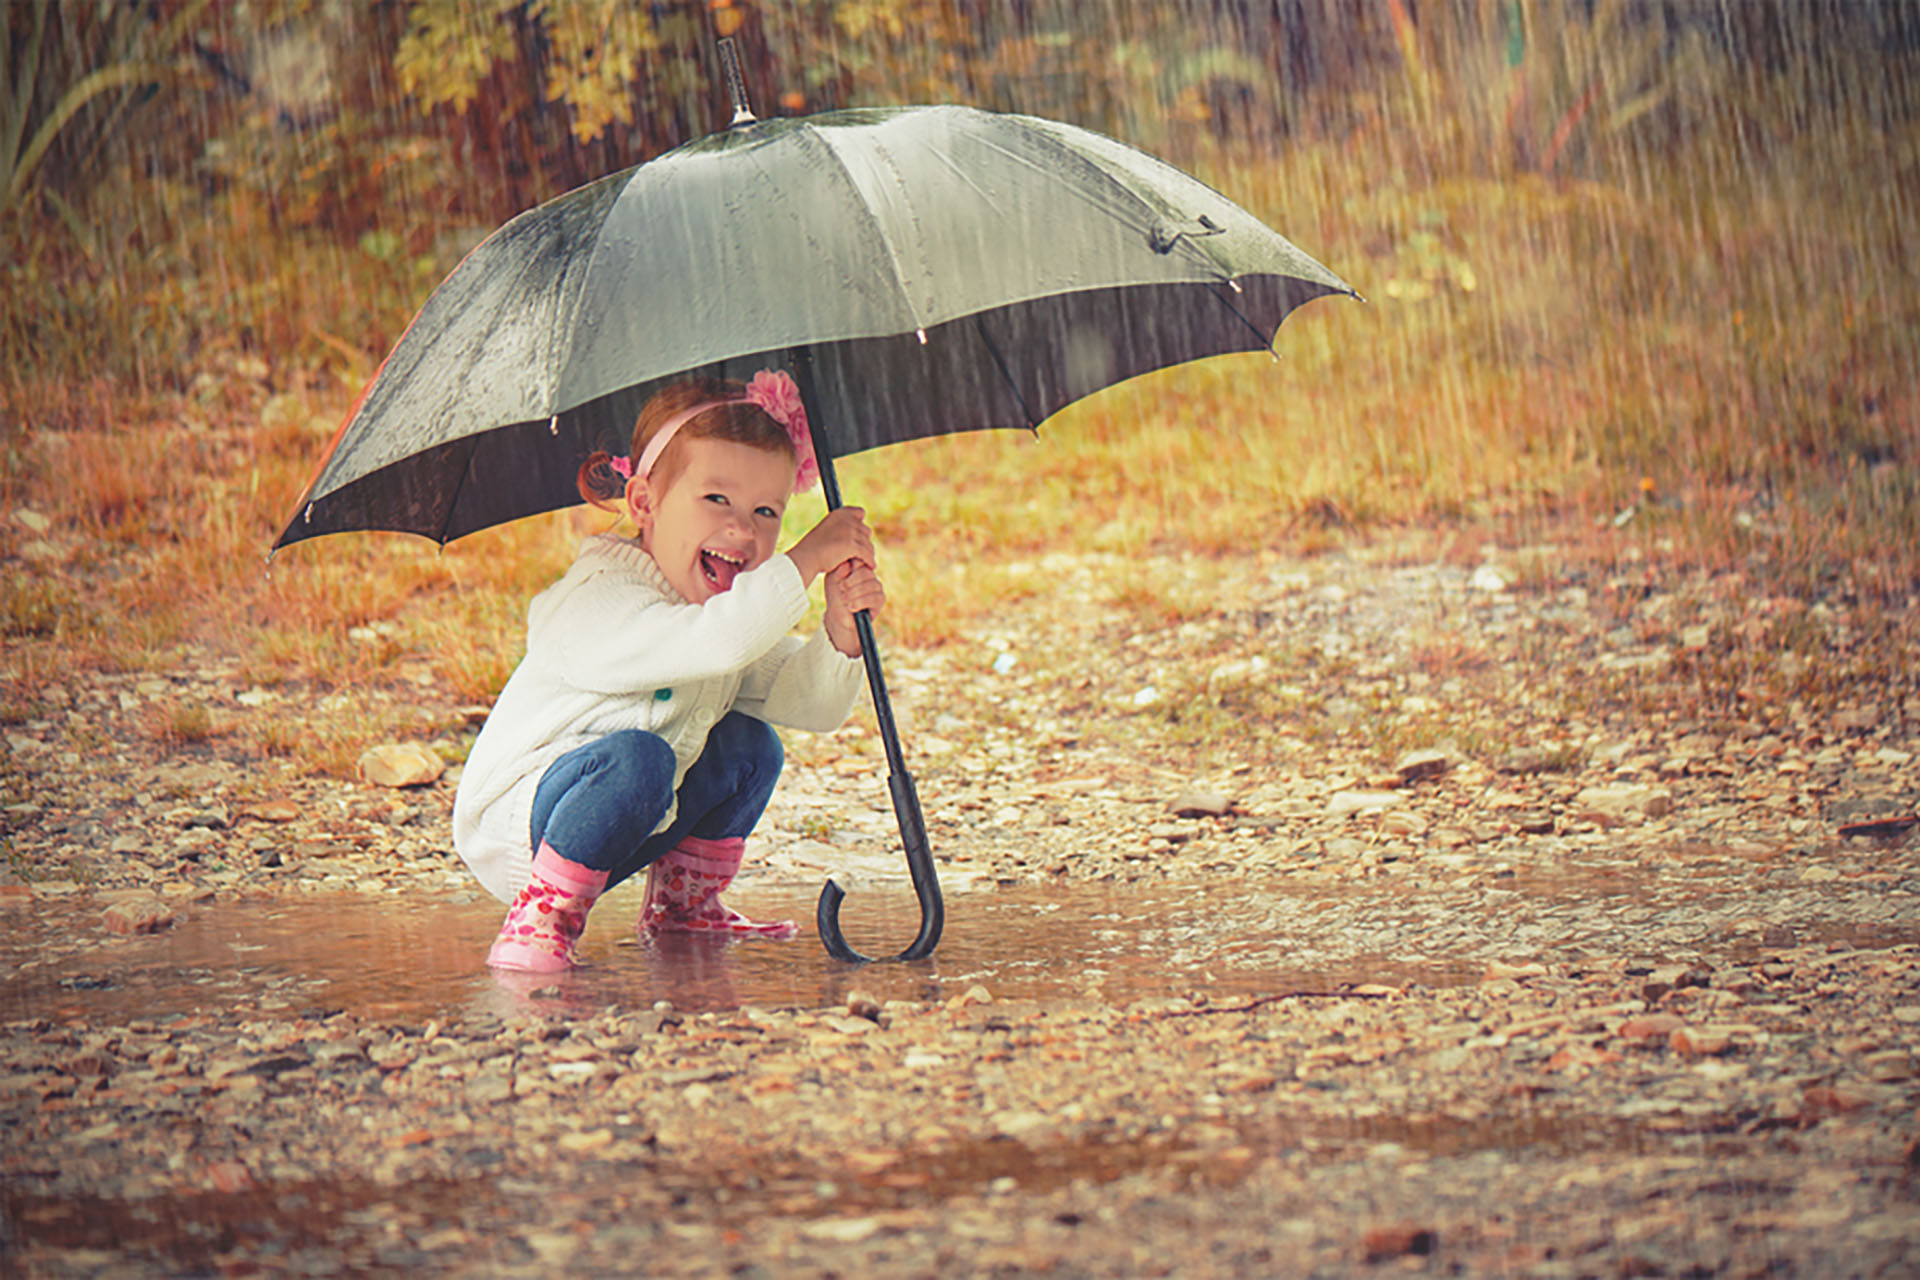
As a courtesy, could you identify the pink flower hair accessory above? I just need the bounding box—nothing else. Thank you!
[743,369,819,492]
[632,368,820,492]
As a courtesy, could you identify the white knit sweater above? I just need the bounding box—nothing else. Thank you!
[453,533,864,902]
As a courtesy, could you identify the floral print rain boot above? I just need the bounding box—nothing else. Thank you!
[638,835,796,939]
[486,842,609,971]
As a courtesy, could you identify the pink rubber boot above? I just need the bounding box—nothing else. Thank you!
[486,843,609,971]
[638,836,796,939]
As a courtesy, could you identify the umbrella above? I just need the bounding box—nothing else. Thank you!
[275,44,1355,962]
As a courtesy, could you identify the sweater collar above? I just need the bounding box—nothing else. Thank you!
[579,533,681,601]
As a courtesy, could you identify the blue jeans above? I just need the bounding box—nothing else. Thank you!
[528,713,783,891]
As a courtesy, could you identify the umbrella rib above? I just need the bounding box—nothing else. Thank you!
[801,124,927,333]
[971,314,1038,430]
[1207,281,1282,351]
[433,436,483,546]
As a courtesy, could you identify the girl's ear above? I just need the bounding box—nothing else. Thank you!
[625,474,653,532]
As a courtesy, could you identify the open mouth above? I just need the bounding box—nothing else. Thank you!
[699,548,746,593]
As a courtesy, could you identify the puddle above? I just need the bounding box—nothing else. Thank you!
[7,856,1912,1025]
[0,881,1472,1025]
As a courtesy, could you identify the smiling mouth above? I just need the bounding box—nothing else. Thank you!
[699,548,746,593]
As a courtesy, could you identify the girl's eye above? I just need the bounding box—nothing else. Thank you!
[705,493,728,506]
[755,506,779,520]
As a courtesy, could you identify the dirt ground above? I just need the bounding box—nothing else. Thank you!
[4,530,1918,1276]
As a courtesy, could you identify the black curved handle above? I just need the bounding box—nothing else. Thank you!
[816,768,944,964]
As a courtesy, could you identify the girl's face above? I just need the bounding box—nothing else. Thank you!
[628,437,795,604]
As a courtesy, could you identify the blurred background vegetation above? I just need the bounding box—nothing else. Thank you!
[2,0,1917,772]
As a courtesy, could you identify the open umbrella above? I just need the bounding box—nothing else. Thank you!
[275,44,1354,962]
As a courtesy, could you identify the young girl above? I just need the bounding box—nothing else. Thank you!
[453,369,883,972]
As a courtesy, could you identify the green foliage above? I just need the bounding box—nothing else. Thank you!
[395,0,691,145]
[2,0,211,220]
[393,0,521,116]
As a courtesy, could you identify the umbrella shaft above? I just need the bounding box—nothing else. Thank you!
[791,346,944,961]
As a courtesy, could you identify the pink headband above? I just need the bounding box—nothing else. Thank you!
[613,370,819,492]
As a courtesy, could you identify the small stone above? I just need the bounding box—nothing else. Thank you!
[1671,1026,1733,1056]
[1832,706,1880,733]
[991,1109,1050,1139]
[206,1161,253,1193]
[1362,1225,1437,1262]
[1617,1014,1687,1041]
[1326,791,1401,818]
[1498,748,1562,776]
[1761,924,1797,948]
[556,1128,613,1154]
[466,1073,513,1104]
[823,1015,874,1035]
[802,1217,882,1244]
[1575,784,1674,821]
[1169,790,1233,818]
[181,806,231,831]
[1863,1051,1913,1082]
[1381,810,1428,838]
[357,743,446,788]
[1484,960,1546,981]
[845,992,883,1022]
[1392,749,1450,784]
[101,897,174,935]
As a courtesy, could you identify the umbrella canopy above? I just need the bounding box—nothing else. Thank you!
[274,103,1352,549]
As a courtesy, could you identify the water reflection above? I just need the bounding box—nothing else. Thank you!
[0,881,1466,1025]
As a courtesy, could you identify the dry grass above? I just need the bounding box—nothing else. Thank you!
[3,32,1916,779]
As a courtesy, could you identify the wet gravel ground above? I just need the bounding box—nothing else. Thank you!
[4,535,1918,1275]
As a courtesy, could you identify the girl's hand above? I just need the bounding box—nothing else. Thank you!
[823,562,885,657]
[788,506,873,585]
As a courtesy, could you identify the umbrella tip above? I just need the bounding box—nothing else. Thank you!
[717,37,758,127]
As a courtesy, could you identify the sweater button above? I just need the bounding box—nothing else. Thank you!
[654,688,672,702]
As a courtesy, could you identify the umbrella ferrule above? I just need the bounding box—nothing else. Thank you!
[717,38,757,127]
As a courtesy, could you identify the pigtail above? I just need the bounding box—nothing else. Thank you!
[576,450,631,514]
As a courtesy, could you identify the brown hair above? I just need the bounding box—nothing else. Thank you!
[577,376,796,512]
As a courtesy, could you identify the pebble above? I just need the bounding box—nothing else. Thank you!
[1326,791,1401,817]
[1392,749,1451,784]
[357,743,446,788]
[100,896,173,935]
[1575,784,1675,820]
[1169,790,1233,818]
